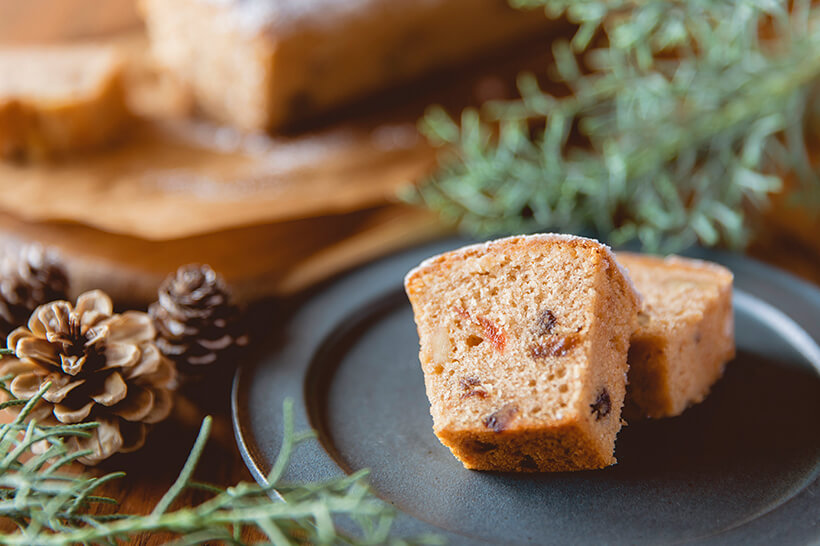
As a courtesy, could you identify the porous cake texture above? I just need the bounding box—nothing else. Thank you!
[618,253,735,419]
[140,0,551,130]
[405,235,641,472]
[0,46,130,160]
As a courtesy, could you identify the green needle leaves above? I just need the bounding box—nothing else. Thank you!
[0,383,441,545]
[412,0,820,252]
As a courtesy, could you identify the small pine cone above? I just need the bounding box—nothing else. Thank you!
[0,244,69,338]
[5,290,177,465]
[149,264,248,377]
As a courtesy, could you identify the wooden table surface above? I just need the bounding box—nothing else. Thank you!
[1,2,818,544]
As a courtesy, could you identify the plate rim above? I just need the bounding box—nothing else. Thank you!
[231,238,820,544]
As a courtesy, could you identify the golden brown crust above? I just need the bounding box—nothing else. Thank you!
[437,421,614,472]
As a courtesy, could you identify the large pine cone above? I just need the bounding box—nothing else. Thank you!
[149,264,248,377]
[3,290,176,465]
[0,244,68,338]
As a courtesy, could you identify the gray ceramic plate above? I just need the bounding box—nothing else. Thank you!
[232,239,820,545]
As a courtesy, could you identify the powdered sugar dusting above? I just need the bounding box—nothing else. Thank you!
[405,234,601,284]
[369,123,420,151]
[404,233,641,304]
[200,0,441,34]
[160,119,356,170]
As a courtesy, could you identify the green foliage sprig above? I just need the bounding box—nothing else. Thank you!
[0,372,441,545]
[410,0,820,251]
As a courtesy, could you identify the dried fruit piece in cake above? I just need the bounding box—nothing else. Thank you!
[0,45,130,160]
[404,234,641,472]
[139,0,551,130]
[618,253,735,419]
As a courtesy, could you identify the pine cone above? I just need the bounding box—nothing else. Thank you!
[149,264,248,377]
[0,244,69,338]
[4,290,177,465]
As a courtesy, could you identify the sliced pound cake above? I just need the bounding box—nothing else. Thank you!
[140,0,550,130]
[0,45,130,160]
[618,253,734,419]
[404,235,641,472]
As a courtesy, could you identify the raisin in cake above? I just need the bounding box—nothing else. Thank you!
[0,45,130,160]
[140,0,551,130]
[618,253,735,419]
[404,235,641,472]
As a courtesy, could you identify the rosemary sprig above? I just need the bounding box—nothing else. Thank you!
[410,0,820,252]
[0,376,442,545]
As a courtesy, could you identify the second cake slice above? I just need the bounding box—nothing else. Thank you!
[618,253,735,419]
[405,235,640,472]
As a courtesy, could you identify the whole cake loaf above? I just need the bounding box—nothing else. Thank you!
[140,0,551,131]
[618,253,735,419]
[0,45,130,160]
[404,235,641,472]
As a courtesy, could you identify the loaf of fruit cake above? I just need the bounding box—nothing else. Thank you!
[404,235,641,472]
[618,253,735,419]
[0,45,130,160]
[139,0,551,131]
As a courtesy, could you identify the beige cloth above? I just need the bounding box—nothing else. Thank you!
[0,206,445,305]
[0,118,434,240]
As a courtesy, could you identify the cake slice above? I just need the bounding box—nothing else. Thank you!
[404,235,641,472]
[618,253,735,419]
[0,45,130,160]
[140,0,552,131]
